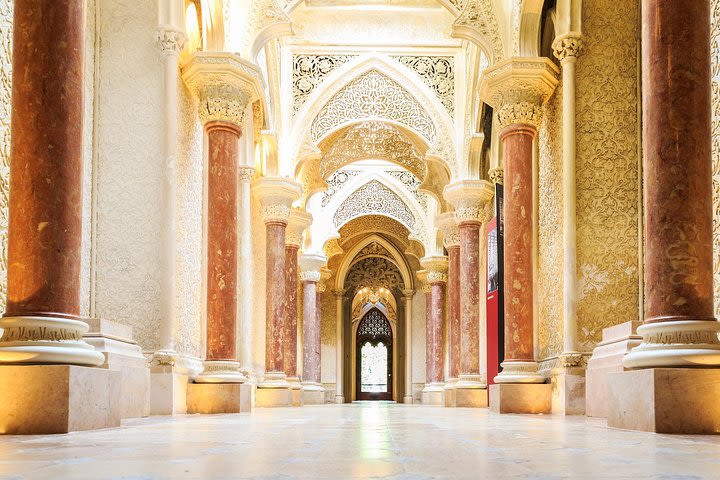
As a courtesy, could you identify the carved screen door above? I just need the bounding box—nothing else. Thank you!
[356,308,393,401]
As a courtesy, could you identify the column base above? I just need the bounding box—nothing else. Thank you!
[256,372,292,407]
[585,321,641,418]
[489,383,552,414]
[194,360,247,384]
[335,395,345,404]
[494,361,545,384]
[0,365,120,434]
[0,316,105,367]
[622,320,720,368]
[187,382,253,414]
[302,382,325,405]
[550,368,586,415]
[149,352,202,415]
[607,368,720,433]
[443,379,457,407]
[84,319,150,419]
[288,376,304,407]
[421,382,445,405]
[403,395,413,404]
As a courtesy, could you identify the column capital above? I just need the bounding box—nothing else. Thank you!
[317,267,332,293]
[479,57,559,130]
[252,176,302,225]
[552,32,586,63]
[488,167,503,186]
[416,270,431,294]
[402,288,415,299]
[443,179,495,225]
[420,256,449,285]
[155,26,187,57]
[436,212,460,249]
[238,166,255,183]
[181,52,264,127]
[286,209,312,248]
[299,253,327,282]
[332,288,346,300]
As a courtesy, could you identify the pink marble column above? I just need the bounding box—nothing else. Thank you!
[447,245,460,380]
[284,244,299,380]
[459,221,481,378]
[302,279,320,384]
[265,221,287,377]
[0,0,103,366]
[426,279,446,385]
[624,0,720,368]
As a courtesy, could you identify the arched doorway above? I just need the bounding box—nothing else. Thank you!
[356,308,393,401]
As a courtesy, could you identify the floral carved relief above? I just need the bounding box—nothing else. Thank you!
[390,55,454,115]
[293,54,357,115]
[333,180,416,231]
[0,0,12,311]
[711,0,720,318]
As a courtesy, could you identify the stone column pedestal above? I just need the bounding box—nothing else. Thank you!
[253,177,302,408]
[443,180,495,408]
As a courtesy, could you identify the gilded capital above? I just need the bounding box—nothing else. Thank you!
[286,209,312,248]
[420,256,448,285]
[435,212,460,249]
[443,179,495,225]
[252,176,302,225]
[552,32,586,63]
[181,52,265,127]
[479,57,559,130]
[488,167,503,185]
[156,26,187,56]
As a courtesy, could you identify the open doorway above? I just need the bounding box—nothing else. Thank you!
[355,308,393,401]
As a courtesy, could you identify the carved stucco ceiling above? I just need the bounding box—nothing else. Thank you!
[333,180,416,230]
[339,216,410,248]
[292,54,357,115]
[319,121,428,179]
[391,55,454,115]
[345,256,405,294]
[310,70,436,144]
[351,241,394,264]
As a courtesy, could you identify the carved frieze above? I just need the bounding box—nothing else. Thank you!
[333,180,416,230]
[391,55,455,115]
[293,54,357,115]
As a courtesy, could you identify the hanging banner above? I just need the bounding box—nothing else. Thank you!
[486,183,504,385]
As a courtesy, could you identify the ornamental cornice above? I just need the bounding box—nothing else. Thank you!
[421,256,449,285]
[155,26,187,57]
[488,167,503,185]
[252,177,302,224]
[443,180,495,224]
[479,57,559,130]
[435,212,460,248]
[552,32,586,63]
[181,52,265,127]
[286,209,313,248]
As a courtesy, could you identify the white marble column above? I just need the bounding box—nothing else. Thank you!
[333,289,345,403]
[237,166,255,381]
[154,26,186,361]
[403,289,414,404]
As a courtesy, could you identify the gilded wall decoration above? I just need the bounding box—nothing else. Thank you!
[333,180,416,230]
[319,121,428,179]
[351,241,394,264]
[0,0,12,312]
[293,54,357,115]
[711,0,720,318]
[310,70,436,144]
[537,80,564,360]
[321,169,361,207]
[390,56,454,115]
[574,0,640,351]
[339,215,410,247]
[345,257,404,294]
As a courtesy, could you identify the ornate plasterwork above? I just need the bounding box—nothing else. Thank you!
[345,257,405,294]
[333,180,416,230]
[391,56,455,115]
[321,169,361,207]
[310,70,436,144]
[386,170,428,211]
[339,215,410,247]
[436,212,460,249]
[452,0,504,62]
[320,122,428,180]
[0,0,11,312]
[293,55,357,115]
[552,33,586,63]
[488,167,503,185]
[712,0,720,318]
[573,0,640,351]
[352,241,394,265]
[155,26,187,56]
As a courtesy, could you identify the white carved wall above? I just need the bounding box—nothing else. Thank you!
[0,0,12,312]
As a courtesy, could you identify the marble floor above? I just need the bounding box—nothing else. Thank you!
[1,403,719,479]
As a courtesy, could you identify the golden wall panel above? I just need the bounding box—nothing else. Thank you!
[574,0,641,351]
[0,0,11,312]
[711,0,720,318]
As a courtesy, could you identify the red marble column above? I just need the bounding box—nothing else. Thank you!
[447,245,461,380]
[5,0,86,319]
[623,0,720,368]
[426,280,446,385]
[265,222,287,376]
[302,279,321,384]
[501,126,535,365]
[284,244,299,379]
[205,123,239,363]
[459,222,481,377]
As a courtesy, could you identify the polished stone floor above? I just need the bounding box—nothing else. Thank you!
[1,403,719,479]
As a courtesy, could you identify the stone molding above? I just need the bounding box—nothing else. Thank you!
[443,179,495,225]
[623,320,720,368]
[488,166,503,185]
[182,52,264,127]
[155,26,187,57]
[286,209,312,248]
[436,212,460,248]
[252,177,302,225]
[552,32,586,63]
[300,271,321,283]
[420,256,449,285]
[479,57,559,130]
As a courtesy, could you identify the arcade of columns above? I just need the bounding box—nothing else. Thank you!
[0,0,719,435]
